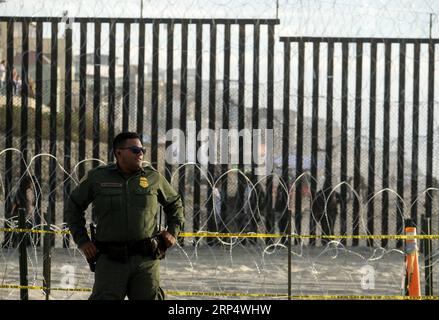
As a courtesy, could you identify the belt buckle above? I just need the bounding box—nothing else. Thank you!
[107,243,129,263]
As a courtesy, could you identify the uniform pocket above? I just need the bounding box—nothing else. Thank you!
[132,189,157,209]
[96,186,123,212]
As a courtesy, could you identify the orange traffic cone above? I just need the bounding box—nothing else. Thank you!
[404,224,420,297]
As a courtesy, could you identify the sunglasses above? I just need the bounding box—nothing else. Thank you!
[119,146,146,155]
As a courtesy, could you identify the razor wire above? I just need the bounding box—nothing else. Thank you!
[0,151,438,299]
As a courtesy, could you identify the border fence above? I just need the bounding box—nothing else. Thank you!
[2,16,438,248]
[0,17,280,247]
[280,37,438,248]
[1,16,439,299]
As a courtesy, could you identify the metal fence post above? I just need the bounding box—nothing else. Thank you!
[287,209,292,300]
[18,208,28,300]
[421,215,433,296]
[43,208,52,300]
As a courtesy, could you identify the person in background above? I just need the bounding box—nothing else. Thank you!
[0,60,6,91]
[2,175,37,248]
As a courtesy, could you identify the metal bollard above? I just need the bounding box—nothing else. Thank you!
[43,208,52,300]
[421,215,433,296]
[287,209,292,301]
[18,207,28,300]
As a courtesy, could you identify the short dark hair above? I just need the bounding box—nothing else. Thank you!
[113,132,141,155]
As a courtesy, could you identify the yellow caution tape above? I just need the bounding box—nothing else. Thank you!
[166,290,288,298]
[2,228,439,240]
[0,284,46,291]
[287,295,439,300]
[181,232,284,238]
[180,232,439,240]
[0,228,70,235]
[49,287,92,292]
[1,284,439,299]
[0,284,91,292]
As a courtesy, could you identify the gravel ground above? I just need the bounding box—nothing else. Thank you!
[1,242,438,300]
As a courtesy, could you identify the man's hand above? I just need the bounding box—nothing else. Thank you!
[80,241,98,260]
[159,230,176,248]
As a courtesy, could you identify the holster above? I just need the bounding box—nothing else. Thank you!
[86,253,100,272]
[149,234,168,260]
[87,223,99,272]
[136,235,167,260]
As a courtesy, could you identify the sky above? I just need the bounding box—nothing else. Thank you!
[1,0,438,37]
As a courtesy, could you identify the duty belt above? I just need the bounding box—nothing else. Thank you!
[95,236,166,262]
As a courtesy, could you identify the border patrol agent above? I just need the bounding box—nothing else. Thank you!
[66,132,184,300]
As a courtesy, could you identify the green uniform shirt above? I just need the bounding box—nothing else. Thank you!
[66,163,184,248]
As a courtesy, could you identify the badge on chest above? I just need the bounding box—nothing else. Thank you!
[139,176,149,189]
